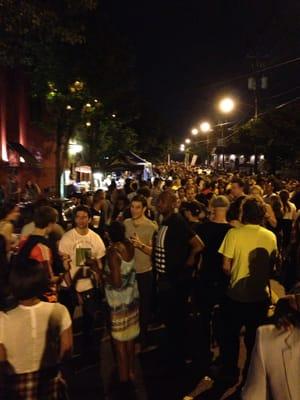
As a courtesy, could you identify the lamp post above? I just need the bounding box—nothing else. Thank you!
[180,143,188,167]
[218,97,235,170]
[183,139,191,166]
[199,121,211,166]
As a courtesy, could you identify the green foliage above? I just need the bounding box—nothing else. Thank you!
[77,114,138,166]
[0,0,141,180]
[0,0,97,66]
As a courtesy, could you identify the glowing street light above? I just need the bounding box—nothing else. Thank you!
[179,144,185,152]
[200,121,211,133]
[69,143,83,155]
[219,97,235,114]
[191,128,198,135]
[86,121,91,127]
[185,138,191,144]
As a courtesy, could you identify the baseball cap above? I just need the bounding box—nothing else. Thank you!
[183,201,207,216]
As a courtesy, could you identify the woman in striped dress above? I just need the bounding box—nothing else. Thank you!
[105,221,139,387]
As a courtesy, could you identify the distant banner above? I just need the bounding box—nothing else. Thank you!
[190,155,198,166]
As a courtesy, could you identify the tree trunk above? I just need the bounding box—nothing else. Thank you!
[55,120,75,197]
[55,125,64,197]
[89,127,97,191]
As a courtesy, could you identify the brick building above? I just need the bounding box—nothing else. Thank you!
[0,68,56,194]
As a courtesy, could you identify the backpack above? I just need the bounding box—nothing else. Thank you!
[14,235,57,302]
[16,235,51,262]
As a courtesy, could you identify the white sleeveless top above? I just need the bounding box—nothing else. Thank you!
[0,302,71,374]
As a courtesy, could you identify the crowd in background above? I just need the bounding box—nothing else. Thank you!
[0,165,300,399]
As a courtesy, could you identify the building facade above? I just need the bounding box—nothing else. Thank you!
[0,68,56,194]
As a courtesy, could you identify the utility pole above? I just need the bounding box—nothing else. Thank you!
[247,54,268,173]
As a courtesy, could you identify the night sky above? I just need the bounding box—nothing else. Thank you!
[104,0,300,139]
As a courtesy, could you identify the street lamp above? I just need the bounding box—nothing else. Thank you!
[218,97,235,170]
[185,138,191,144]
[219,97,235,114]
[69,143,83,155]
[191,128,198,135]
[200,122,211,166]
[199,121,211,133]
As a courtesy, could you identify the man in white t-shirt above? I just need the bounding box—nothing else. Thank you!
[59,205,106,345]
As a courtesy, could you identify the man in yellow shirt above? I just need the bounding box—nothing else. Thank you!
[218,196,277,385]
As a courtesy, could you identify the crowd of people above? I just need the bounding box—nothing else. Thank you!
[0,165,300,399]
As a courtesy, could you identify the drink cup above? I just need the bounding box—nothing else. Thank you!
[92,215,100,228]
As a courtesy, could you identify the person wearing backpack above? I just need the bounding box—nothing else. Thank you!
[17,206,67,303]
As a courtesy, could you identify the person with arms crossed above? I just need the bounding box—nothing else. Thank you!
[124,195,157,351]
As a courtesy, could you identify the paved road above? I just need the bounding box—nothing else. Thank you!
[65,279,285,400]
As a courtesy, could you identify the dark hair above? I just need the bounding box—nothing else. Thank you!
[0,201,17,220]
[130,182,138,191]
[184,201,207,217]
[131,194,147,209]
[74,205,91,218]
[181,178,187,187]
[70,192,81,199]
[108,221,126,243]
[33,206,57,229]
[241,196,266,225]
[164,180,173,188]
[153,177,161,187]
[93,190,105,203]
[269,195,284,220]
[196,176,203,185]
[33,198,51,208]
[231,178,245,188]
[274,296,300,328]
[9,259,49,300]
[279,190,291,214]
[109,180,117,190]
[137,187,151,198]
[139,180,149,188]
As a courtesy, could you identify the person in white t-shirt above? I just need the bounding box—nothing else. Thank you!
[59,205,106,345]
[0,259,72,399]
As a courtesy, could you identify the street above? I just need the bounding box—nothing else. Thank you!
[65,280,284,400]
